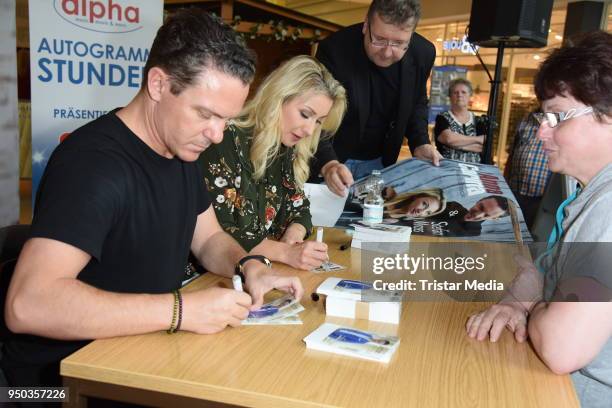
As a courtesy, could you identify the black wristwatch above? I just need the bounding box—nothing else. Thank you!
[234,255,272,283]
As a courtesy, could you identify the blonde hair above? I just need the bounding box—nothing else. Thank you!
[385,188,447,219]
[234,55,347,186]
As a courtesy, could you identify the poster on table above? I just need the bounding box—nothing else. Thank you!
[29,0,163,201]
[336,159,532,243]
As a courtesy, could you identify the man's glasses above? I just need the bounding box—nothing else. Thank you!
[533,107,593,128]
[367,22,410,51]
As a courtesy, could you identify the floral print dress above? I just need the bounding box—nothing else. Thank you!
[199,125,312,251]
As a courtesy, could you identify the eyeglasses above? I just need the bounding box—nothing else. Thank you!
[533,107,593,128]
[367,22,410,51]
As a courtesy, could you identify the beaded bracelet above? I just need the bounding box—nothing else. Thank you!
[175,289,183,332]
[167,290,180,334]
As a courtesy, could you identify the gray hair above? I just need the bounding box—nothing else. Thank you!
[448,78,473,97]
[367,0,421,28]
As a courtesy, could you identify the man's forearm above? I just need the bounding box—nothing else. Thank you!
[8,278,173,340]
[250,239,290,265]
[195,230,247,278]
[314,140,338,175]
[407,130,431,153]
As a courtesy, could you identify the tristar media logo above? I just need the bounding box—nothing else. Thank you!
[53,0,142,33]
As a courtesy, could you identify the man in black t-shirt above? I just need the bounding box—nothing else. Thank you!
[312,0,442,196]
[2,10,303,388]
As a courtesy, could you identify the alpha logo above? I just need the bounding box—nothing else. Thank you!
[54,0,142,33]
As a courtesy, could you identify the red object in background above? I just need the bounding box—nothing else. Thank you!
[59,132,71,143]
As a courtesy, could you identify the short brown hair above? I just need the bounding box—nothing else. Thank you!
[142,8,256,95]
[534,31,612,121]
[367,0,421,28]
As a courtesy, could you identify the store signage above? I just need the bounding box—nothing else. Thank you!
[443,35,478,54]
[29,0,162,200]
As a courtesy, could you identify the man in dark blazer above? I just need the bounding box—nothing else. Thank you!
[312,0,441,196]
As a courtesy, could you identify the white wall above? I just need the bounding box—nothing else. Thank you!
[0,0,19,227]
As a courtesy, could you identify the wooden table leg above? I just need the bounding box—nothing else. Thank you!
[63,376,87,408]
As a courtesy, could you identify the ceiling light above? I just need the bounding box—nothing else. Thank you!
[533,55,541,60]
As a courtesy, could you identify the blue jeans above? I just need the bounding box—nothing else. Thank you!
[344,158,384,181]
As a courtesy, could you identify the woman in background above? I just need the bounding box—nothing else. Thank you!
[201,56,347,270]
[435,78,485,163]
[466,31,612,408]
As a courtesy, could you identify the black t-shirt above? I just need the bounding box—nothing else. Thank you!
[1,110,210,385]
[353,61,400,160]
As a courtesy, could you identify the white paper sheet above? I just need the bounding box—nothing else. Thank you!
[304,183,348,227]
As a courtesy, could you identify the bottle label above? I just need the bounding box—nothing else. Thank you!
[363,203,383,224]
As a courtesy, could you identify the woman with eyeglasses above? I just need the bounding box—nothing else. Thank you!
[200,56,347,271]
[466,31,612,408]
[434,78,486,163]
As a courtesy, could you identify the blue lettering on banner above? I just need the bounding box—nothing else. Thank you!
[90,43,104,58]
[38,58,143,87]
[109,64,124,86]
[127,65,140,88]
[88,63,105,85]
[37,37,149,62]
[52,107,108,120]
[35,37,149,88]
[38,58,53,82]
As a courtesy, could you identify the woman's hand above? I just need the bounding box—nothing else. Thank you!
[285,241,328,271]
[280,223,307,245]
[250,224,327,271]
[466,254,544,342]
[466,302,528,342]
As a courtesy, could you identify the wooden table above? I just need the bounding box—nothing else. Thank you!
[61,230,579,407]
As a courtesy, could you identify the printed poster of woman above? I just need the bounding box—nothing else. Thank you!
[345,186,511,238]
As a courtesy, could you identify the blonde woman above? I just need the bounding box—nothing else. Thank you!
[201,55,347,270]
[383,188,447,219]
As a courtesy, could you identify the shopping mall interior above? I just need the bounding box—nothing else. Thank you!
[1,2,612,407]
[5,0,612,223]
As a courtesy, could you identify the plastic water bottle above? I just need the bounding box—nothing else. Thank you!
[363,170,384,224]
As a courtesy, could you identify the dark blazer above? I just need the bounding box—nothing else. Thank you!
[312,23,436,177]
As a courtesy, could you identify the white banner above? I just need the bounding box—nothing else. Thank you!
[29,0,163,200]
